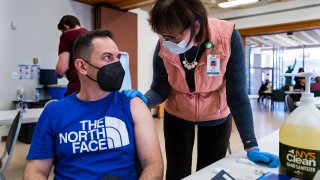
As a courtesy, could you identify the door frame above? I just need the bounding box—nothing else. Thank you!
[238,19,320,36]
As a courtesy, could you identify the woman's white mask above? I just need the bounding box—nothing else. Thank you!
[163,39,194,54]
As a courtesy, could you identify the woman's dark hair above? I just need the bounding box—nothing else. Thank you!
[57,15,81,31]
[73,30,113,62]
[149,0,208,45]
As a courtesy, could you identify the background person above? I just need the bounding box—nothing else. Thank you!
[55,15,89,96]
[311,76,320,91]
[24,30,163,180]
[258,79,270,103]
[125,0,278,179]
[294,67,305,90]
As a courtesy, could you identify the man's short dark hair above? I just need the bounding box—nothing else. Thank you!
[57,15,81,31]
[73,30,114,62]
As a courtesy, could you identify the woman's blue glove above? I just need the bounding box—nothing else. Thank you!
[247,147,279,168]
[121,90,148,104]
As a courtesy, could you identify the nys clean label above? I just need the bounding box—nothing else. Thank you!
[279,143,320,179]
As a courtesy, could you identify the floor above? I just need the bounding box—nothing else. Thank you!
[0,99,288,179]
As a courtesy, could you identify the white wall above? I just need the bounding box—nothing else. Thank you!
[130,9,158,93]
[0,0,93,110]
[210,0,320,29]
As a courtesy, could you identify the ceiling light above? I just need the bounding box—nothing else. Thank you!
[218,0,259,8]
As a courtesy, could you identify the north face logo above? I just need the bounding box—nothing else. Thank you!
[59,116,130,153]
[104,116,130,148]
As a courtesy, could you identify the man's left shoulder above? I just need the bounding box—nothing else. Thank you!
[129,97,145,108]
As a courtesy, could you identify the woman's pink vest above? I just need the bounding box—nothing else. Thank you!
[159,18,235,122]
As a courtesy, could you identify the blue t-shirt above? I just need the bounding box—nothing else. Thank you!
[27,92,138,180]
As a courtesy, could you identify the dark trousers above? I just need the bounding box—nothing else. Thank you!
[164,110,232,180]
[257,91,267,103]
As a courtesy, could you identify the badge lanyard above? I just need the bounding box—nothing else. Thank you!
[205,41,220,76]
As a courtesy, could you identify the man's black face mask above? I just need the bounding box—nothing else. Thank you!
[85,61,125,92]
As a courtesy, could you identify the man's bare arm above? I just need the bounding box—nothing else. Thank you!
[24,159,53,180]
[131,97,164,180]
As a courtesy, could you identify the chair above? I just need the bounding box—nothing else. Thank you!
[0,111,23,179]
[227,142,232,154]
[285,95,296,113]
[44,99,58,108]
[227,116,233,155]
[312,90,320,97]
[271,89,286,111]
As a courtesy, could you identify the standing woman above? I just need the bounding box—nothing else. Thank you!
[126,0,278,179]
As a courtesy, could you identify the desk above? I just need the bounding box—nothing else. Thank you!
[0,108,43,125]
[284,91,303,102]
[183,130,279,180]
[12,99,51,109]
[262,91,272,100]
[263,91,302,95]
[263,90,272,96]
[285,91,303,95]
[248,95,259,99]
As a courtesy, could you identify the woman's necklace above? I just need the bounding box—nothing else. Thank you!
[182,46,201,70]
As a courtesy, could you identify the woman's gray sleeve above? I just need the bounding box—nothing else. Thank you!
[226,29,258,149]
[145,41,170,108]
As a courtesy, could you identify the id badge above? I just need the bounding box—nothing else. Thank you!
[207,54,220,76]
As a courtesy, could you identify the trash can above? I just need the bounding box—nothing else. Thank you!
[48,87,67,99]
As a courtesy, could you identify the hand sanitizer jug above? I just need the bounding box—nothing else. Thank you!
[279,72,320,179]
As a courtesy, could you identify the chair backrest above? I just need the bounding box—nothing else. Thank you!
[44,99,58,108]
[285,95,296,113]
[272,89,286,101]
[0,111,22,173]
[312,90,320,97]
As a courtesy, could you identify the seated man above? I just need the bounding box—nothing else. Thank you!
[311,76,320,91]
[24,30,163,180]
[294,67,305,90]
[257,79,270,103]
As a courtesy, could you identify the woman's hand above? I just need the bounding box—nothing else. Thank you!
[121,90,148,104]
[247,147,279,168]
